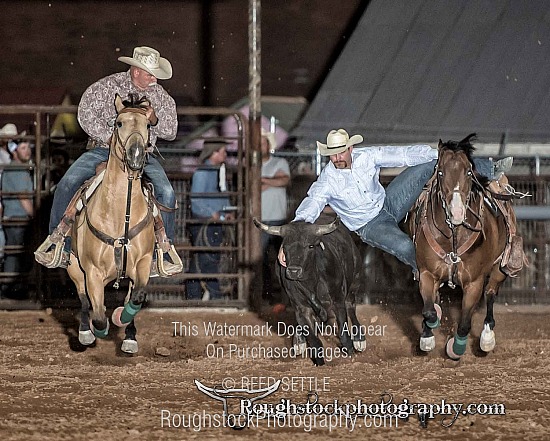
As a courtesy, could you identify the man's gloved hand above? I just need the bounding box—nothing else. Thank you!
[145,106,158,126]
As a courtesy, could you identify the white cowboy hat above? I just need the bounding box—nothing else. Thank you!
[0,123,26,139]
[118,46,173,80]
[316,129,363,156]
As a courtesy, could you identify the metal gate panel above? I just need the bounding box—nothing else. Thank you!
[0,105,251,309]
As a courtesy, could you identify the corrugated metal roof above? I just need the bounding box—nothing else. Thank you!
[293,0,550,147]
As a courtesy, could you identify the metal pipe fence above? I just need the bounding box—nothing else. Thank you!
[1,104,550,308]
[0,105,252,308]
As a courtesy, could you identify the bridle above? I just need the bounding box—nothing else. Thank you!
[111,106,151,175]
[421,154,485,288]
[434,157,482,235]
[85,105,153,288]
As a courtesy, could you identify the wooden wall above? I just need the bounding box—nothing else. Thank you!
[1,0,363,107]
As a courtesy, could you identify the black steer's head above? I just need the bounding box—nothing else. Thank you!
[253,217,339,281]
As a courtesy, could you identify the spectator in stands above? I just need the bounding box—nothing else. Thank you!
[220,106,288,167]
[260,129,290,299]
[49,148,70,190]
[0,124,25,268]
[1,140,34,297]
[0,124,20,165]
[186,140,234,301]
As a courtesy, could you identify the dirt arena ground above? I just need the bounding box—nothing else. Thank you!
[1,302,549,441]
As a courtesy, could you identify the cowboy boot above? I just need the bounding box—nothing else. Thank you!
[35,174,103,269]
[34,225,71,268]
[493,157,513,179]
[151,245,184,278]
[487,157,514,197]
[149,215,183,278]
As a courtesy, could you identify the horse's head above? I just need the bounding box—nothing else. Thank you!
[112,94,151,172]
[436,133,478,226]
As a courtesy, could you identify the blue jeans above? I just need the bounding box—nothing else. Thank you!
[50,148,176,244]
[356,158,493,273]
[186,224,224,300]
[4,224,31,274]
[259,219,285,299]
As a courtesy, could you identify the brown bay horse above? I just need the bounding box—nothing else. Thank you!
[409,134,516,360]
[67,94,155,354]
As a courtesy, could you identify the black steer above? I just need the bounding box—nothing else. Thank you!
[254,215,365,366]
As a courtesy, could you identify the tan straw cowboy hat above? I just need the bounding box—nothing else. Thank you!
[316,129,363,156]
[199,139,228,163]
[118,46,173,80]
[0,123,26,139]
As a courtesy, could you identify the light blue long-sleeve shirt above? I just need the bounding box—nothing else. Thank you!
[294,144,438,231]
[190,163,231,218]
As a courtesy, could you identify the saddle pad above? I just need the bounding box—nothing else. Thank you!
[75,169,106,211]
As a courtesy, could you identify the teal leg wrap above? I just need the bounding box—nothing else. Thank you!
[120,301,142,324]
[426,318,440,329]
[93,321,110,339]
[452,334,468,356]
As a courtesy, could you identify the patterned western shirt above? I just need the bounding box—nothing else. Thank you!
[77,70,177,147]
[294,145,438,231]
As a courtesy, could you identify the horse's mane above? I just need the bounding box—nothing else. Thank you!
[439,133,489,187]
[121,93,149,110]
[440,133,477,159]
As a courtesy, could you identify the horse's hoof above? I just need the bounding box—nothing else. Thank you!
[480,323,496,352]
[420,336,436,352]
[353,340,366,352]
[445,338,462,360]
[293,342,307,355]
[78,330,96,346]
[313,357,325,366]
[121,339,138,354]
[111,307,128,328]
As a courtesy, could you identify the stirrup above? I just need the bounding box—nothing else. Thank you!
[154,245,183,277]
[488,173,531,200]
[487,179,514,200]
[34,237,65,268]
[501,236,527,277]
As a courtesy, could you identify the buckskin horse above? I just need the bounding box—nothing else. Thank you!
[67,94,155,354]
[409,134,523,360]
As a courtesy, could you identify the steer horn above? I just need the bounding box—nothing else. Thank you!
[253,218,283,236]
[315,217,340,235]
